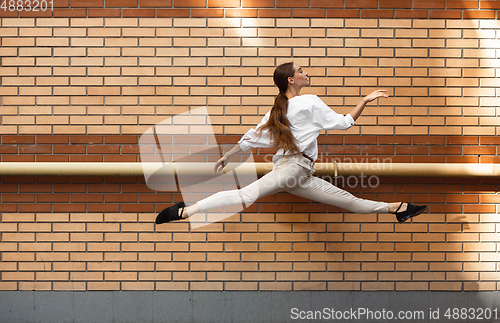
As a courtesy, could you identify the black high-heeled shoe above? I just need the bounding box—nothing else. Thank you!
[393,202,427,223]
[155,201,185,224]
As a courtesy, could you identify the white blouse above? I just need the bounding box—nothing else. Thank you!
[237,94,356,163]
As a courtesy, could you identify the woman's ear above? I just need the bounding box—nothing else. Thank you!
[287,76,294,85]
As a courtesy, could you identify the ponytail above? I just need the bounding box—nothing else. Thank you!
[255,92,299,154]
[255,62,300,154]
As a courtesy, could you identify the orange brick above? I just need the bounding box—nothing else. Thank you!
[2,37,35,47]
[430,282,462,291]
[396,282,428,291]
[36,272,69,281]
[3,272,35,281]
[123,282,156,290]
[88,282,120,291]
[3,253,34,262]
[2,57,35,66]
[54,282,86,291]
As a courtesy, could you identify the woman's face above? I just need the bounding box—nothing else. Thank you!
[288,64,309,90]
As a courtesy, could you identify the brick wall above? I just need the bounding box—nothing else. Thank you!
[0,0,499,19]
[1,1,500,292]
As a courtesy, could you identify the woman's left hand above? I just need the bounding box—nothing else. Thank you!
[214,156,228,174]
[364,89,389,103]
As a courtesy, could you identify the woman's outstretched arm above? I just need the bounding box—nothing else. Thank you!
[214,144,242,173]
[349,89,389,121]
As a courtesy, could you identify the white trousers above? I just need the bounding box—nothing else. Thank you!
[196,154,389,214]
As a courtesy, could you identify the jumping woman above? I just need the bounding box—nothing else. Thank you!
[155,62,427,225]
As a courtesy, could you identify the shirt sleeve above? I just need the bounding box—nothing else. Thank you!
[311,96,356,131]
[237,110,273,151]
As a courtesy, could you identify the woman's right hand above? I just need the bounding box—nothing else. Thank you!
[363,89,388,103]
[214,156,228,174]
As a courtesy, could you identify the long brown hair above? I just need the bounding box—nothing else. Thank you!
[255,62,300,154]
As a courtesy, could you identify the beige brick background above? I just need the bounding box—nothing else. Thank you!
[0,17,499,291]
[0,18,499,138]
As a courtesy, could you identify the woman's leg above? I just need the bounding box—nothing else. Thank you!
[183,161,303,217]
[286,175,390,214]
[181,161,408,218]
